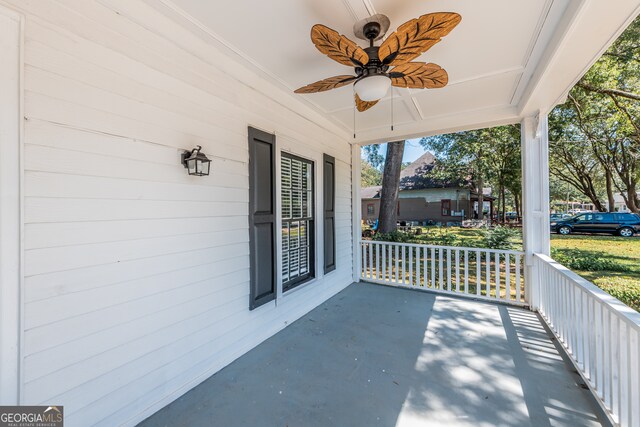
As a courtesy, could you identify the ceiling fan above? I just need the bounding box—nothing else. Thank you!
[295,12,461,112]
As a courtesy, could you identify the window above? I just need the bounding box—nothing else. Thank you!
[281,153,314,291]
[367,204,374,216]
[441,199,451,216]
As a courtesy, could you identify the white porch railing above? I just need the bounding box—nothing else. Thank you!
[360,240,526,306]
[534,253,640,427]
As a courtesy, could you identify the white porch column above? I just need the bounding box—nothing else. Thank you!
[0,6,22,405]
[521,113,550,310]
[351,144,361,283]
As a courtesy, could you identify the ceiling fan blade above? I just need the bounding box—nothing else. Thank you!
[311,24,369,67]
[379,13,461,66]
[295,75,357,94]
[389,62,448,89]
[355,93,378,112]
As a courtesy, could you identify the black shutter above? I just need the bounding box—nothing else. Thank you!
[248,127,277,310]
[323,154,336,274]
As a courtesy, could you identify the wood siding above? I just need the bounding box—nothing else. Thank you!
[362,189,473,223]
[5,1,354,425]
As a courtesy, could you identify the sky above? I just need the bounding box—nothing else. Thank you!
[363,138,428,165]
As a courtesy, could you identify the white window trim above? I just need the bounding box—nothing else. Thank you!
[275,137,324,302]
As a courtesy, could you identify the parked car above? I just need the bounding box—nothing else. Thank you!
[550,213,572,221]
[551,212,640,237]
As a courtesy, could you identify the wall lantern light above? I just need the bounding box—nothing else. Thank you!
[181,145,211,176]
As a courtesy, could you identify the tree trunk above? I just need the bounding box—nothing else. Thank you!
[477,175,484,220]
[627,185,639,213]
[501,186,506,222]
[605,170,616,212]
[378,141,405,233]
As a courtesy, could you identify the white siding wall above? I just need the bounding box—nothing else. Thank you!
[4,1,354,425]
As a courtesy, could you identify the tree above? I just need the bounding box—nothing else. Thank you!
[549,15,640,212]
[361,160,382,187]
[420,125,521,221]
[378,141,405,233]
[362,144,385,169]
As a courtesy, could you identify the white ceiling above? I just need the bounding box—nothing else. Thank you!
[153,0,640,143]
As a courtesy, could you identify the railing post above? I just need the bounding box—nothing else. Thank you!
[352,143,361,283]
[521,113,550,310]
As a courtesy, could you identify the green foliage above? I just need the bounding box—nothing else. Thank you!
[594,277,640,312]
[372,230,412,243]
[361,145,385,169]
[482,226,520,250]
[551,248,628,272]
[419,125,522,218]
[418,227,460,246]
[361,160,382,187]
[549,15,640,212]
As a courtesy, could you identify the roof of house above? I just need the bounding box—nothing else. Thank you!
[361,186,382,199]
[398,152,468,191]
[361,151,473,199]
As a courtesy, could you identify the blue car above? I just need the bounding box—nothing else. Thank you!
[551,212,640,237]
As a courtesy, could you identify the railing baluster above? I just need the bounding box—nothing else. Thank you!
[389,244,393,283]
[409,245,414,286]
[439,248,444,291]
[375,243,380,281]
[505,253,510,301]
[401,246,406,285]
[485,251,490,298]
[464,249,469,294]
[395,245,399,284]
[495,252,500,300]
[476,250,481,296]
[630,328,639,426]
[381,244,386,282]
[446,248,452,292]
[415,247,421,287]
[516,254,521,302]
[431,247,436,289]
[455,249,460,293]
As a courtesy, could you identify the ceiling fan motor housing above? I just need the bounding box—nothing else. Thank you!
[363,22,381,41]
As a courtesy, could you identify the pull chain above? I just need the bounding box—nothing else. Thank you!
[353,89,356,139]
[391,88,394,131]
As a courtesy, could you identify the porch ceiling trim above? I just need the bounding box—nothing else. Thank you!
[144,0,640,144]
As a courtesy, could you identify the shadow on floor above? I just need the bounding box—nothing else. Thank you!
[138,283,606,427]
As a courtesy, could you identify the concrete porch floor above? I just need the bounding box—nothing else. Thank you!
[139,283,607,427]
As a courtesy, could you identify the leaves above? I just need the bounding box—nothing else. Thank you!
[311,24,369,67]
[389,62,448,88]
[549,15,640,212]
[379,13,461,66]
[355,93,378,112]
[294,75,356,94]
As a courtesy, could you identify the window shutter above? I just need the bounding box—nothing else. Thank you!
[248,127,277,310]
[323,154,336,274]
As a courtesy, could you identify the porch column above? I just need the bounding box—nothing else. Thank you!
[351,143,361,283]
[521,113,550,310]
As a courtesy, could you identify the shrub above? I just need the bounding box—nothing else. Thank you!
[372,230,412,243]
[551,248,629,272]
[482,226,520,250]
[594,277,640,312]
[417,226,459,247]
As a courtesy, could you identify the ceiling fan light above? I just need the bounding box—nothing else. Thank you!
[354,75,391,102]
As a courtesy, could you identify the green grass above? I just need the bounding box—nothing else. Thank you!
[368,226,640,311]
[550,234,640,311]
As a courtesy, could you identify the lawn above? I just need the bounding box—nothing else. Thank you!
[550,234,640,311]
[367,226,640,311]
